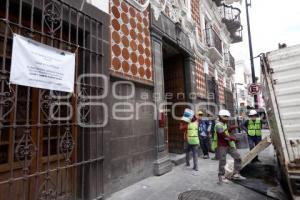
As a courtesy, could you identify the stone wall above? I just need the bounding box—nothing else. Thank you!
[105,80,156,194]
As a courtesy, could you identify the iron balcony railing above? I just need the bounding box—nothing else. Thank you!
[219,3,243,43]
[219,3,241,28]
[225,52,235,71]
[205,27,223,55]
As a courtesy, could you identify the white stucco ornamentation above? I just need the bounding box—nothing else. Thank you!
[166,0,180,22]
[187,26,207,58]
[151,0,167,20]
[125,0,151,12]
[125,0,206,57]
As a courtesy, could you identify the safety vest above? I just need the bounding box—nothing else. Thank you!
[211,122,236,151]
[187,122,200,145]
[247,119,262,136]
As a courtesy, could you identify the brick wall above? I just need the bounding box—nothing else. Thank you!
[191,0,202,40]
[110,0,152,83]
[191,0,206,98]
[195,57,206,98]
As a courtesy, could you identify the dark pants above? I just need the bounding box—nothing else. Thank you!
[248,135,262,161]
[215,148,220,160]
[200,136,210,156]
[218,146,242,176]
[185,143,199,169]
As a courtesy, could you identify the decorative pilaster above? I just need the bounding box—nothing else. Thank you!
[151,30,173,176]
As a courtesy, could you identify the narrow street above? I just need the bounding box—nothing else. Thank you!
[107,130,285,200]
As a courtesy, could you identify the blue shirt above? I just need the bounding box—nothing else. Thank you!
[198,120,211,137]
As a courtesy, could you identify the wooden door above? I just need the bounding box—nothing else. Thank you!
[163,55,186,154]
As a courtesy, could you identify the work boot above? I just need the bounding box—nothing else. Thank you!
[218,176,229,184]
[231,173,246,180]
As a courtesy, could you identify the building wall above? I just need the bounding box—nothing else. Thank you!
[106,80,156,194]
[218,72,225,104]
[235,60,254,108]
[110,0,152,84]
[195,58,207,98]
[107,0,156,194]
[209,65,215,77]
[191,0,206,98]
[106,0,240,195]
[191,0,202,41]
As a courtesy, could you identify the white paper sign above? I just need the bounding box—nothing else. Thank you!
[10,34,75,93]
[86,0,109,14]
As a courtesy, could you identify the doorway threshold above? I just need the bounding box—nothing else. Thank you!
[169,153,186,165]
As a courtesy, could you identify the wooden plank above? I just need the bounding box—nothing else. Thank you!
[241,135,272,169]
[225,135,272,177]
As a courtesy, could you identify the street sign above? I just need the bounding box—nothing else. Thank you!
[248,83,261,95]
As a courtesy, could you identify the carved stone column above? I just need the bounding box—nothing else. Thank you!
[151,30,173,176]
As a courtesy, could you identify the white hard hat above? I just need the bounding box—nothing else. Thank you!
[249,110,257,116]
[218,109,231,117]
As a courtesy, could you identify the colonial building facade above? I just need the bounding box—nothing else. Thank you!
[0,0,242,199]
[107,0,242,195]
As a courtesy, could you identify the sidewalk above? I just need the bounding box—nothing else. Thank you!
[107,130,277,200]
[108,130,284,200]
[107,154,272,200]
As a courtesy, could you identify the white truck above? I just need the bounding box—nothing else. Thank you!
[260,44,300,199]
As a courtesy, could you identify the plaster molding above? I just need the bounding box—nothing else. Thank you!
[151,0,167,20]
[125,0,150,12]
[126,0,207,58]
[166,0,181,22]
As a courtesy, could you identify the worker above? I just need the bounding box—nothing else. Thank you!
[180,111,199,171]
[211,109,245,184]
[243,109,262,162]
[197,110,211,159]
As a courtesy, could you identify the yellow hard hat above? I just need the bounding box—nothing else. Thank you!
[197,111,204,115]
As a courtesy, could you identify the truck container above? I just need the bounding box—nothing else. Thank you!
[260,44,300,199]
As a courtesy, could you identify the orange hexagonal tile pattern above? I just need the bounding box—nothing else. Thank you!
[110,0,152,82]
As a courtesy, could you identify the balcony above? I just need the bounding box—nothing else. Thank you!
[219,4,243,43]
[230,28,243,43]
[225,51,235,76]
[204,27,223,63]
